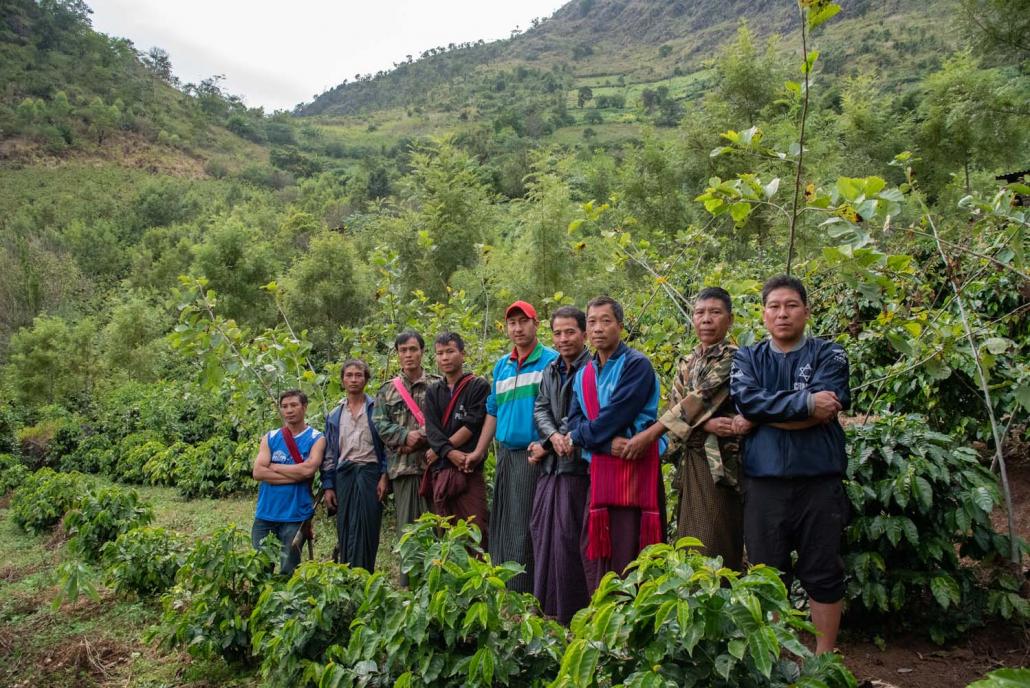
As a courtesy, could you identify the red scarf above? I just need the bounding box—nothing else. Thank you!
[581,361,663,560]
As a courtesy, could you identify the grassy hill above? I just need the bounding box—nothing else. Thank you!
[0,0,272,173]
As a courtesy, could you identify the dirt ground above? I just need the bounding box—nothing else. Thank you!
[839,456,1030,687]
[838,622,1028,687]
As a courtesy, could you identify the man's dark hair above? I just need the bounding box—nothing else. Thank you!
[434,331,465,352]
[585,295,624,324]
[695,286,733,314]
[394,330,425,351]
[278,389,308,406]
[550,306,586,332]
[761,275,808,306]
[341,358,371,381]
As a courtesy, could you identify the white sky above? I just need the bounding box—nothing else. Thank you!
[87,1,568,112]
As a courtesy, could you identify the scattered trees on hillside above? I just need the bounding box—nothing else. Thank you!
[916,53,1028,193]
[712,24,785,125]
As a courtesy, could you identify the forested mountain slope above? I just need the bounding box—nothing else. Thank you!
[298,0,947,117]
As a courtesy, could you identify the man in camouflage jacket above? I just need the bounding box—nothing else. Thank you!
[622,287,751,570]
[372,330,440,584]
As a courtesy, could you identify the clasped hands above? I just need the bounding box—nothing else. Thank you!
[527,432,573,465]
[445,448,483,473]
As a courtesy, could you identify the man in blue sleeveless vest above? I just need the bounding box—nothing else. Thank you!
[731,274,850,654]
[476,300,558,593]
[252,389,326,575]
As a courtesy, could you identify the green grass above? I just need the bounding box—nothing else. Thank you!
[0,481,405,687]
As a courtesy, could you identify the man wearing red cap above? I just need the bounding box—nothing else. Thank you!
[472,300,558,593]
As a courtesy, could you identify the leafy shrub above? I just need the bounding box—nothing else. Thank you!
[98,431,161,482]
[0,401,18,454]
[251,562,386,686]
[64,485,154,562]
[94,380,225,446]
[143,440,187,486]
[10,468,92,534]
[62,431,112,474]
[102,526,186,596]
[120,438,167,484]
[156,525,279,665]
[843,414,1026,642]
[16,409,83,469]
[314,514,567,688]
[0,453,30,495]
[175,437,252,498]
[552,537,856,688]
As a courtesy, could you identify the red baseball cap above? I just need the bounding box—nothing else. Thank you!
[505,300,538,320]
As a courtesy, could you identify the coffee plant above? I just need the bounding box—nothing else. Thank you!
[842,414,1027,642]
[10,468,92,534]
[102,526,187,596]
[63,431,111,474]
[251,561,388,687]
[0,453,29,495]
[64,485,154,562]
[310,514,567,688]
[100,431,163,483]
[120,438,168,485]
[142,440,187,486]
[553,538,856,688]
[155,525,280,665]
[175,436,253,498]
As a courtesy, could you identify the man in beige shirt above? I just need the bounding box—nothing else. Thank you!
[322,359,388,571]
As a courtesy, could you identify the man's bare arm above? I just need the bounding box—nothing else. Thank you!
[252,435,295,484]
[270,436,326,480]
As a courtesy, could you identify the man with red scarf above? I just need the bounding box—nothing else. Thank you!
[565,296,667,590]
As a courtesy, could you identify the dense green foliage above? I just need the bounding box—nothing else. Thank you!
[250,561,382,686]
[967,668,1030,688]
[554,539,856,688]
[102,525,187,596]
[0,452,29,494]
[64,484,154,561]
[156,525,279,665]
[843,415,1027,641]
[9,467,92,534]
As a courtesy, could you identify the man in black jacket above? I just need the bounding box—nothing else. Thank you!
[528,306,596,624]
[731,275,850,654]
[422,332,491,547]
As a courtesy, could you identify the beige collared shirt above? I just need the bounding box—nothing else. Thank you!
[339,400,377,464]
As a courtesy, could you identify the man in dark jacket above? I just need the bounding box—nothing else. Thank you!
[528,305,597,624]
[322,359,388,572]
[422,332,491,547]
[730,275,849,654]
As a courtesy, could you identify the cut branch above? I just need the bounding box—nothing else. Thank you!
[925,210,1020,565]
[786,5,810,275]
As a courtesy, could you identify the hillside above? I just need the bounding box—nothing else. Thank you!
[0,0,270,172]
[298,0,950,117]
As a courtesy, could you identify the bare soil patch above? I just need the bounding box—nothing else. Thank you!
[840,622,1028,688]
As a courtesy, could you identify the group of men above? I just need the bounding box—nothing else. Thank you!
[250,274,850,653]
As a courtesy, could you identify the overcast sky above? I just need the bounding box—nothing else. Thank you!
[87,1,568,112]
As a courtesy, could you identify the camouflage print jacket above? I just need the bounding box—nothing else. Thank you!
[372,370,442,480]
[658,340,742,489]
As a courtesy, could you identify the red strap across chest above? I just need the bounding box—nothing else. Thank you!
[392,377,425,428]
[281,426,304,464]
